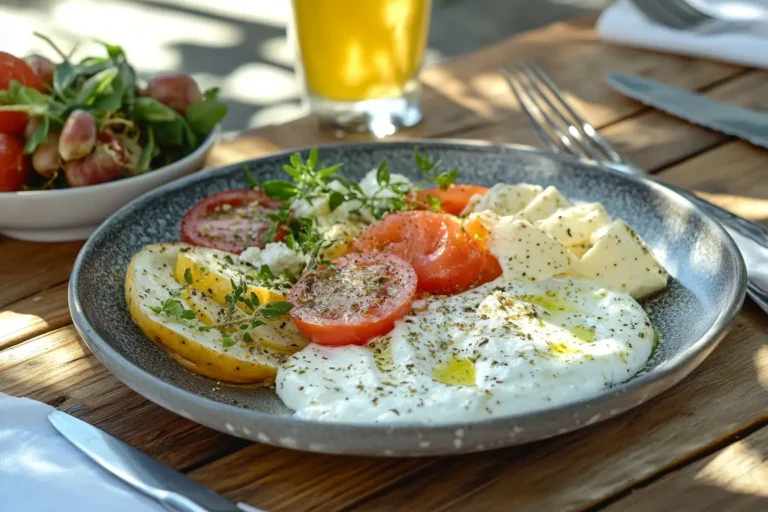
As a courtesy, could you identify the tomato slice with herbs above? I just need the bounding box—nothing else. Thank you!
[288,253,417,346]
[0,52,45,135]
[0,133,29,191]
[415,184,488,216]
[351,211,484,295]
[181,189,284,254]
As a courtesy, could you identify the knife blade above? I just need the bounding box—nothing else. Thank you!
[48,411,263,512]
[607,72,768,150]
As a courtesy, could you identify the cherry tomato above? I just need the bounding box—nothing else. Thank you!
[0,133,30,191]
[288,253,417,346]
[352,211,484,295]
[0,52,45,135]
[464,217,503,285]
[415,184,488,216]
[181,190,285,254]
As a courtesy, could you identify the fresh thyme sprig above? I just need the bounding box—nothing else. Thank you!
[245,147,461,282]
[199,277,294,347]
[148,268,196,320]
[413,148,459,189]
[149,297,196,320]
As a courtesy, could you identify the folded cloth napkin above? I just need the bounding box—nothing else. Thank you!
[597,0,768,69]
[0,392,162,512]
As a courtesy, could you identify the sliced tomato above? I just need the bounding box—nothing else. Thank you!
[0,52,45,135]
[351,210,484,295]
[288,253,417,346]
[464,217,503,285]
[415,184,488,215]
[181,189,284,254]
[0,133,29,191]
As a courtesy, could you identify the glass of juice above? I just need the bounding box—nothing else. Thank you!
[292,0,432,137]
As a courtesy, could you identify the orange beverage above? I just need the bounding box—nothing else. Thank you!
[292,0,431,134]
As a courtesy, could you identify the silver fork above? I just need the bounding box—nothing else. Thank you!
[501,62,768,313]
[629,0,768,34]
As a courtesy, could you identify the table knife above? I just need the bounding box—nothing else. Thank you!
[607,72,768,150]
[48,411,263,512]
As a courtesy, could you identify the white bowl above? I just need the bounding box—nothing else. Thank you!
[0,126,219,242]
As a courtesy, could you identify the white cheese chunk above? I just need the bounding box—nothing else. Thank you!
[240,242,308,277]
[575,220,668,299]
[464,183,543,216]
[489,219,572,282]
[536,202,611,258]
[359,168,412,198]
[515,186,573,223]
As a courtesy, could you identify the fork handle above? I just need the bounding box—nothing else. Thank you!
[659,180,768,245]
[659,180,768,314]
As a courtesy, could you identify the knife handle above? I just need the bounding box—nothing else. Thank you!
[162,492,218,512]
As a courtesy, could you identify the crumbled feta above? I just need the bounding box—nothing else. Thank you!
[239,242,308,276]
[465,183,543,216]
[359,168,412,198]
[290,179,358,228]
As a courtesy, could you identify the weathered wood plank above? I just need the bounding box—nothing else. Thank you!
[0,326,249,470]
[3,15,767,512]
[605,425,768,511]
[661,140,768,224]
[0,282,70,351]
[207,16,743,168]
[436,69,768,176]
[0,239,81,309]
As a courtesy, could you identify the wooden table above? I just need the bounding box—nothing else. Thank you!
[2,15,768,511]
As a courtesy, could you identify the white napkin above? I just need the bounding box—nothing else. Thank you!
[597,0,768,69]
[0,392,162,512]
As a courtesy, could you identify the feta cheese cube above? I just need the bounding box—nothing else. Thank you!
[464,183,543,216]
[576,220,668,299]
[241,242,308,277]
[516,186,572,223]
[489,218,572,282]
[536,203,611,258]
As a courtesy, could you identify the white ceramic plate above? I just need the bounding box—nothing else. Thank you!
[0,126,219,242]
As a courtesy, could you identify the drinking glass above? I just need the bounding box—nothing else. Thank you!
[292,0,432,137]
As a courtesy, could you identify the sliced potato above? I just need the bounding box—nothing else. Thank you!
[126,243,287,383]
[174,247,285,309]
[183,288,307,354]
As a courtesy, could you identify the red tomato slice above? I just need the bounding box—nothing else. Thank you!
[181,189,284,254]
[288,253,417,346]
[415,184,488,215]
[464,217,503,285]
[351,211,484,295]
[0,52,45,135]
[0,133,30,191]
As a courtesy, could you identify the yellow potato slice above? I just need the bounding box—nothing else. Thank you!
[183,287,307,354]
[125,243,287,384]
[174,248,285,310]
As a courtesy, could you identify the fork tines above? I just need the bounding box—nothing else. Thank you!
[501,63,622,164]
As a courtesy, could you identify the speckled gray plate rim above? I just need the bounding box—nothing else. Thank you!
[69,140,747,457]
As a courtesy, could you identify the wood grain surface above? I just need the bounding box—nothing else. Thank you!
[1,14,767,511]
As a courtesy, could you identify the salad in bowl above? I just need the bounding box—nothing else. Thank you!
[0,34,227,241]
